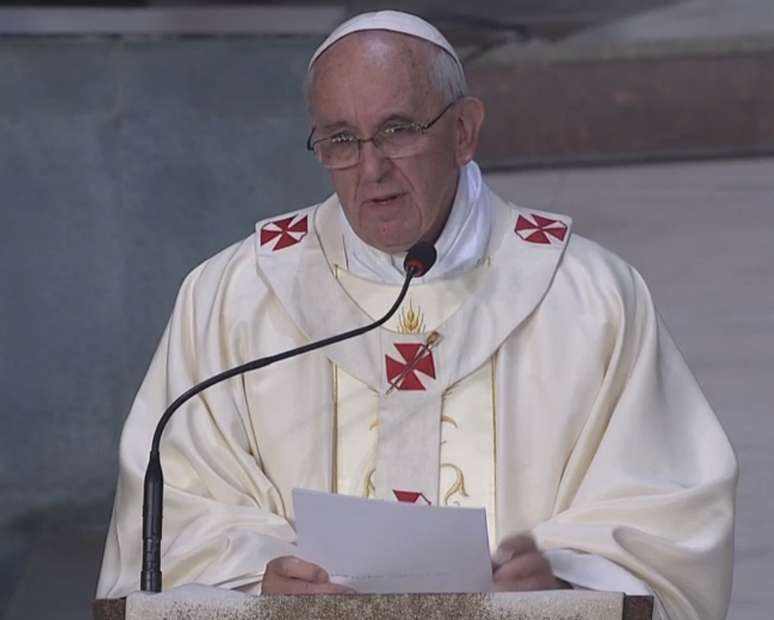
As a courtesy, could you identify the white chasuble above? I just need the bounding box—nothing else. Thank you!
[98,185,736,620]
[259,193,568,547]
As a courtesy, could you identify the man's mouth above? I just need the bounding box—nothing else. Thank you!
[366,193,404,206]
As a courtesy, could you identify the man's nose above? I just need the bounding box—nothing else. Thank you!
[358,140,391,181]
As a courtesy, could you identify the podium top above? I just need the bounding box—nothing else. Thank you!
[94,590,653,620]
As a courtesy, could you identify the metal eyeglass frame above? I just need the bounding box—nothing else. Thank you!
[305,99,458,167]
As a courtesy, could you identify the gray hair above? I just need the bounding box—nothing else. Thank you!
[427,46,468,102]
[304,40,468,110]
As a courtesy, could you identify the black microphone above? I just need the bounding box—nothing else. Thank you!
[140,241,437,592]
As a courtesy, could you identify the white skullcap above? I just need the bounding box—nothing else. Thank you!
[308,10,462,72]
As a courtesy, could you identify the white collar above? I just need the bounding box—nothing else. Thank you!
[339,161,492,284]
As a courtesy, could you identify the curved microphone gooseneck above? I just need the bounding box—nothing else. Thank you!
[140,241,437,592]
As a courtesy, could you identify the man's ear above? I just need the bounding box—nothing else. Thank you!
[454,97,486,166]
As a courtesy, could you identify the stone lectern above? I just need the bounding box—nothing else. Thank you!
[93,585,653,620]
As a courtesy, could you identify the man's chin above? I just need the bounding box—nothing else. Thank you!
[365,236,418,255]
[357,229,419,255]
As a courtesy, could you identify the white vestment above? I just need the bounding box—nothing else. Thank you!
[97,181,737,620]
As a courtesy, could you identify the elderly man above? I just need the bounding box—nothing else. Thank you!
[97,11,737,620]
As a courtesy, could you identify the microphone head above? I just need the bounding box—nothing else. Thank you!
[403,242,437,278]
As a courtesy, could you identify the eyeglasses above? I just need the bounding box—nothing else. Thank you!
[306,100,458,170]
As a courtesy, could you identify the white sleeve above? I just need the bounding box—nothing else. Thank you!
[545,549,668,620]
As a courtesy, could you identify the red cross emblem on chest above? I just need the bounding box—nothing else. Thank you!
[260,215,308,251]
[385,342,436,391]
[515,213,567,245]
[393,489,432,505]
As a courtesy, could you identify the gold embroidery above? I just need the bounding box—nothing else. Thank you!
[440,413,467,505]
[425,330,442,348]
[332,363,338,494]
[490,354,497,541]
[362,467,376,498]
[397,299,425,334]
[441,463,470,506]
[332,266,340,495]
[441,415,458,429]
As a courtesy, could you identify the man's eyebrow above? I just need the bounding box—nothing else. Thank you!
[318,112,418,133]
[381,113,416,124]
[319,121,354,133]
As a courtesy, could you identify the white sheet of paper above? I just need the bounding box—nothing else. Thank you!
[293,488,493,594]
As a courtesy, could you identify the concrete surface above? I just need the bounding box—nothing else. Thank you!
[566,0,774,48]
[474,0,774,62]
[0,36,331,620]
[121,588,628,620]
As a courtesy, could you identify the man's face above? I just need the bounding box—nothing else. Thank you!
[308,32,462,253]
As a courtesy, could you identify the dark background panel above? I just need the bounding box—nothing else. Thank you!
[0,37,330,618]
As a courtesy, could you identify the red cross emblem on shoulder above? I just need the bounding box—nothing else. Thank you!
[385,342,436,391]
[260,215,308,251]
[515,213,567,245]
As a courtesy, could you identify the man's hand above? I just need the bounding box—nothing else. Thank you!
[261,556,356,595]
[492,534,567,592]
